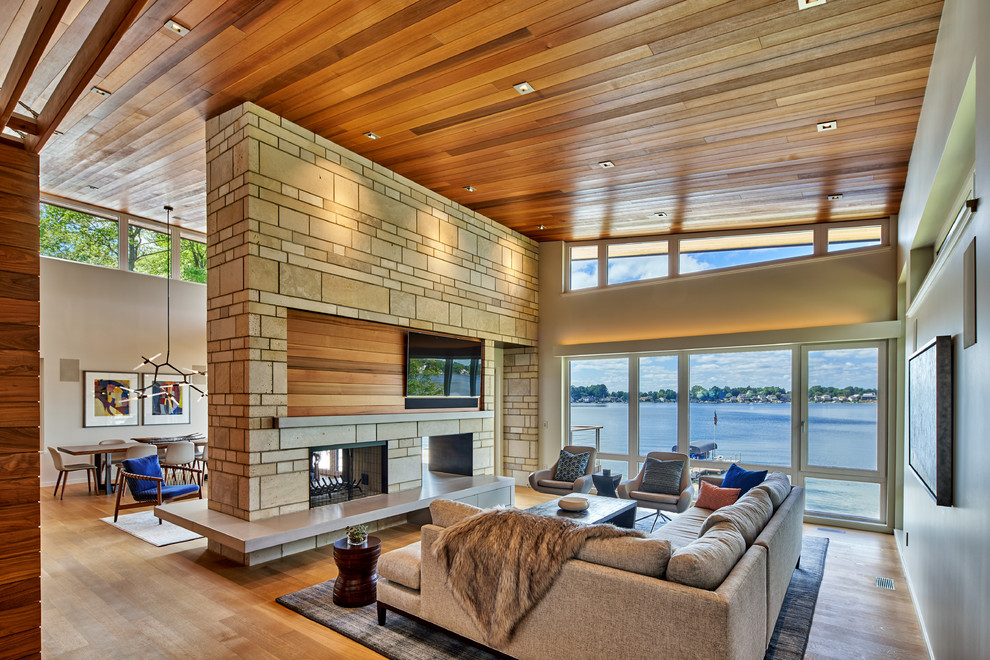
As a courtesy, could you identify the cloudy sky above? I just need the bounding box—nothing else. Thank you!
[570,347,878,393]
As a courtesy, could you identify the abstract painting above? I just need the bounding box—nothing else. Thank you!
[84,371,139,427]
[142,373,191,425]
[908,336,953,506]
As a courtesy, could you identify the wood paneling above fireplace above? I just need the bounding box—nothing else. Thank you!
[287,310,482,416]
[287,310,405,416]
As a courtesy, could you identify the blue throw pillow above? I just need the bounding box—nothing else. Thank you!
[721,463,767,495]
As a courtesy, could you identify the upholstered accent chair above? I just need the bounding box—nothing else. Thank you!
[618,451,693,531]
[528,445,597,496]
[113,454,202,522]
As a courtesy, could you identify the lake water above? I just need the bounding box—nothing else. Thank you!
[570,402,881,519]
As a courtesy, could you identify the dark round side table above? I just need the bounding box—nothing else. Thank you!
[332,535,381,607]
[592,472,622,497]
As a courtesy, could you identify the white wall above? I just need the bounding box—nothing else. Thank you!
[897,1,990,658]
[40,257,207,486]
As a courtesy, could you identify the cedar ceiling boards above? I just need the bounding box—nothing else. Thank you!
[0,0,943,242]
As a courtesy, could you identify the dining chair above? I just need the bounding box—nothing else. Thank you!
[99,438,128,480]
[162,441,197,485]
[47,446,97,499]
[113,454,202,522]
[125,444,157,459]
[193,444,208,480]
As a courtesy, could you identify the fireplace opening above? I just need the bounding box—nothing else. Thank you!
[310,442,387,508]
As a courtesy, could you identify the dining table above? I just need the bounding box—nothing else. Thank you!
[57,436,207,494]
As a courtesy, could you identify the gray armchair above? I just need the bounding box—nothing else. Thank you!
[618,451,693,531]
[528,445,597,496]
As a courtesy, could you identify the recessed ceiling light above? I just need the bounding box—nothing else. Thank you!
[816,120,837,132]
[166,20,189,36]
[653,212,668,218]
[798,0,826,9]
[91,87,111,97]
[463,185,476,192]
[537,225,546,230]
[827,194,843,200]
[513,82,535,95]
[363,132,380,140]
[598,160,615,168]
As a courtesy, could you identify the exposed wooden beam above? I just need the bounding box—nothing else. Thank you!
[25,0,151,153]
[7,113,39,136]
[0,0,73,134]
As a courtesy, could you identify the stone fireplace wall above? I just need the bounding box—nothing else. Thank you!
[205,102,538,521]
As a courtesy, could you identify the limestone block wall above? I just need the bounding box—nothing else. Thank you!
[502,347,540,483]
[205,102,538,521]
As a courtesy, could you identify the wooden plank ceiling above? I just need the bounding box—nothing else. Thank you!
[0,0,943,242]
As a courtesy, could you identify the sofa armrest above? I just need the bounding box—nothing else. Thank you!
[700,475,725,488]
[528,468,555,489]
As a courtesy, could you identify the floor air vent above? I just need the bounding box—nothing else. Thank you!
[875,576,895,590]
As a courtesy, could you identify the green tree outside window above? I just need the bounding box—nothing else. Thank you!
[40,204,118,267]
[180,237,207,283]
[128,225,170,276]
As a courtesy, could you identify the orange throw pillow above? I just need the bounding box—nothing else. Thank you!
[695,480,741,510]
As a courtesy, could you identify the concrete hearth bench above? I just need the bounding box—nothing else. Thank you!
[155,472,513,565]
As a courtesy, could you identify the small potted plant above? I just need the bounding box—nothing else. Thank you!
[345,524,368,546]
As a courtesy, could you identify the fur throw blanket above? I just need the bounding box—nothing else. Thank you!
[432,508,644,646]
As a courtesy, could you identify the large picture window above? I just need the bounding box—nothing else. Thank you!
[565,340,889,526]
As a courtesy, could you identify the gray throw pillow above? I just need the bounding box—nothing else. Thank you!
[640,457,684,496]
[554,449,591,482]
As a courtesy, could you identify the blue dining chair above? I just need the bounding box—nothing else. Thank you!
[113,454,202,522]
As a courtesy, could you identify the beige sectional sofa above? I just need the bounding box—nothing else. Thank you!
[377,475,805,660]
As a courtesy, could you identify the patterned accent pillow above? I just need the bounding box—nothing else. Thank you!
[695,480,741,510]
[640,457,684,495]
[554,450,591,482]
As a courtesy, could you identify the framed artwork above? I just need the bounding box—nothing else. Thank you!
[84,371,139,427]
[908,336,953,506]
[142,374,191,425]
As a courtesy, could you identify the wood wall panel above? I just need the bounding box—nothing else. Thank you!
[287,310,407,417]
[0,142,40,659]
[287,309,482,416]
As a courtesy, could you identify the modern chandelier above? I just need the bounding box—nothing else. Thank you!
[129,205,207,405]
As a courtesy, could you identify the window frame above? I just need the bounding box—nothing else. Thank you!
[40,194,207,284]
[564,338,891,528]
[565,218,889,292]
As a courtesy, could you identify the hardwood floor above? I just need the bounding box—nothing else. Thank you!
[41,484,928,659]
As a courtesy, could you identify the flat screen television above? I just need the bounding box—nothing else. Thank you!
[405,331,482,409]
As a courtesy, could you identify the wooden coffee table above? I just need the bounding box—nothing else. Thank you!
[524,493,637,528]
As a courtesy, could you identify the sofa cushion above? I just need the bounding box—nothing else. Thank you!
[538,479,578,490]
[694,480,740,510]
[554,449,591,482]
[429,499,483,527]
[650,506,710,550]
[754,472,791,509]
[379,541,421,590]
[576,536,672,577]
[666,521,747,590]
[629,490,680,504]
[721,463,768,495]
[700,488,773,546]
[640,457,684,495]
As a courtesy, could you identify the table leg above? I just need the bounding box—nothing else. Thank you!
[93,453,113,494]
